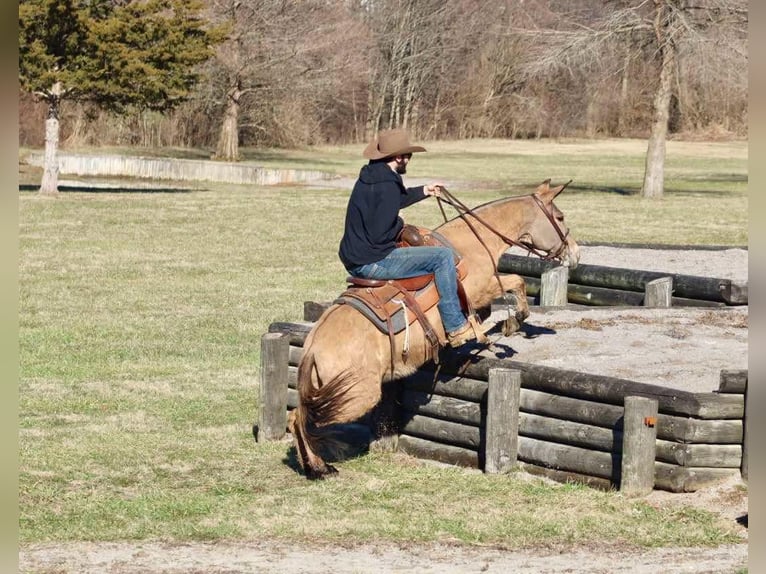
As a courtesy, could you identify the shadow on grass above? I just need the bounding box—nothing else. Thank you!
[19,183,197,194]
[279,424,375,478]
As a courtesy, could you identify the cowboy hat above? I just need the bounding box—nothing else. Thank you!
[362,129,427,160]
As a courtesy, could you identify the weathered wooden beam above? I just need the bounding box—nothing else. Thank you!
[288,344,303,366]
[268,321,312,345]
[304,301,332,322]
[516,462,613,491]
[431,354,741,419]
[401,414,480,450]
[540,266,569,307]
[718,369,747,394]
[518,436,615,480]
[654,463,740,493]
[401,390,481,426]
[644,277,673,308]
[256,332,289,442]
[520,276,725,307]
[655,442,742,468]
[397,434,479,468]
[620,396,658,496]
[401,388,744,460]
[498,254,746,304]
[485,368,521,474]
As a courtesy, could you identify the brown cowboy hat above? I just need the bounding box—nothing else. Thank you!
[362,129,427,160]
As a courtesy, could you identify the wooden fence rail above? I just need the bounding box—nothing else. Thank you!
[498,253,747,306]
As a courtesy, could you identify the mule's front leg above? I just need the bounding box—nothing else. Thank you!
[498,274,529,335]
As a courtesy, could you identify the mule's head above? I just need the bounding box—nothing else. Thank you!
[518,179,580,268]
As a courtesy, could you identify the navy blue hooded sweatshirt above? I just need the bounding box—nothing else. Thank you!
[338,161,427,270]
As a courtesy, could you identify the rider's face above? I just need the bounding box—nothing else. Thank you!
[394,154,412,174]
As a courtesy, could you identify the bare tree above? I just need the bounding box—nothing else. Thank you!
[512,0,747,198]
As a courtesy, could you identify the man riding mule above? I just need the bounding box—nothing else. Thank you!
[288,129,581,480]
[339,129,483,348]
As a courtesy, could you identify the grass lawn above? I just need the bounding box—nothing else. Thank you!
[18,138,747,547]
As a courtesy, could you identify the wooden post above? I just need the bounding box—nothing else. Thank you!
[644,276,673,307]
[484,368,521,474]
[620,396,659,496]
[741,378,748,482]
[256,332,289,442]
[540,266,569,306]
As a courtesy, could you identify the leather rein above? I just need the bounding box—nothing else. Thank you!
[434,184,571,263]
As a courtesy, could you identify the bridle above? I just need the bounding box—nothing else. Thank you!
[434,183,571,263]
[433,183,572,348]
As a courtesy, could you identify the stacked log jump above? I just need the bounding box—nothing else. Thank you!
[260,321,747,494]
[498,253,748,307]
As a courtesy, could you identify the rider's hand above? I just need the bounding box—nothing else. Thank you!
[424,183,445,197]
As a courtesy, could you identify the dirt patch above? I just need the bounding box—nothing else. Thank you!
[18,538,748,573]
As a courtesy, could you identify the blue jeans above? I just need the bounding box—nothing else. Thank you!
[348,247,467,333]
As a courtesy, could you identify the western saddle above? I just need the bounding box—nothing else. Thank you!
[334,225,478,368]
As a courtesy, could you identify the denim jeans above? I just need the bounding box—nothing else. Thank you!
[348,247,467,333]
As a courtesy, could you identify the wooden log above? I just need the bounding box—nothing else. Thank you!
[518,436,615,480]
[620,396,658,496]
[722,280,748,305]
[521,412,618,452]
[485,368,521,474]
[397,434,479,468]
[718,369,747,394]
[655,442,742,468]
[516,462,613,491]
[268,321,312,345]
[520,276,724,307]
[256,332,289,442]
[401,388,744,458]
[287,387,298,409]
[644,277,673,308]
[404,370,488,402]
[288,344,303,366]
[400,414,480,450]
[654,463,740,493]
[431,354,743,419]
[498,254,744,304]
[521,388,624,427]
[540,266,569,307]
[401,390,481,426]
[656,414,742,444]
[304,301,332,322]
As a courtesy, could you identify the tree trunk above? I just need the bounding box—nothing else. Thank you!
[39,84,63,195]
[642,1,677,199]
[617,49,631,136]
[215,86,241,161]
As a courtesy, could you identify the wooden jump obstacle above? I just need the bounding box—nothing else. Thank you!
[498,254,748,307]
[259,320,747,494]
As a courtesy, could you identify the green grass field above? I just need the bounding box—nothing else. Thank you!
[18,138,747,547]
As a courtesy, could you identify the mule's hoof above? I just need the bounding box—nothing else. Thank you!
[503,316,522,336]
[305,464,339,481]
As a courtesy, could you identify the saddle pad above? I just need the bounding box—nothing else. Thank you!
[335,280,440,336]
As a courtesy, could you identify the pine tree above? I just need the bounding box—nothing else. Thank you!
[19,0,222,194]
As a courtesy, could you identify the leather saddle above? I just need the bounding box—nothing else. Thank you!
[334,225,473,365]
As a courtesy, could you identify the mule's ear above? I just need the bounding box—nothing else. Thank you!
[538,179,573,202]
[534,179,552,196]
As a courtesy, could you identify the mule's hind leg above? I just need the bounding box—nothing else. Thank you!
[293,358,384,480]
[289,407,339,480]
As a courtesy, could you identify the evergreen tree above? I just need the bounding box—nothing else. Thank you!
[19,0,222,194]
